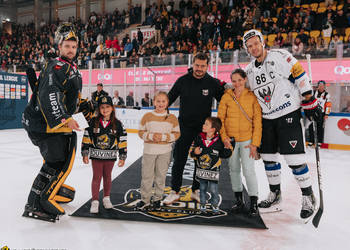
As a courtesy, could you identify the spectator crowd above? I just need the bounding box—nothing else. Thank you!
[1,0,350,72]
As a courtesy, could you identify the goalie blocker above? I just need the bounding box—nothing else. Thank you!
[23,132,77,222]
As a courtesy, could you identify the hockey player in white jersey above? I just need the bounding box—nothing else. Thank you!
[243,29,322,219]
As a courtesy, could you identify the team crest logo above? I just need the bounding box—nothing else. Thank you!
[198,154,212,168]
[289,140,298,148]
[202,89,209,96]
[254,82,275,109]
[112,185,226,221]
[97,134,110,149]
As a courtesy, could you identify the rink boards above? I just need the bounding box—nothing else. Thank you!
[116,107,350,150]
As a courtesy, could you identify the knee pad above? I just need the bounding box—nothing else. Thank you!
[40,133,77,215]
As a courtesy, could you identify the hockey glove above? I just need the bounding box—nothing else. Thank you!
[301,96,323,121]
[78,98,94,122]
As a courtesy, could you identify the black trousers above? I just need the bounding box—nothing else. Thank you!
[309,114,325,144]
[171,124,201,193]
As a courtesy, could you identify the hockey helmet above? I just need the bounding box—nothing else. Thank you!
[243,29,265,51]
[54,22,78,45]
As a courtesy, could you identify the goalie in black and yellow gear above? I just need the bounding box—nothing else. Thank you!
[22,22,81,222]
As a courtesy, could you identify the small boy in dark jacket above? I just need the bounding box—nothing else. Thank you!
[190,117,233,214]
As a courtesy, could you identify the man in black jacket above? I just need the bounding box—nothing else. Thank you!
[22,23,82,222]
[91,83,109,110]
[163,52,226,205]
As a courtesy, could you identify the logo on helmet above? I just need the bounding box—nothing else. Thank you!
[55,22,78,45]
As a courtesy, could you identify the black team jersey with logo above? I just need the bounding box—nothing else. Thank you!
[190,132,232,182]
[22,57,82,133]
[81,117,127,161]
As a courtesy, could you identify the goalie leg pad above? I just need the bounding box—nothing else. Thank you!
[39,133,77,215]
[26,163,56,211]
[56,184,75,203]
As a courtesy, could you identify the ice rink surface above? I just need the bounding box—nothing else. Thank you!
[0,129,349,250]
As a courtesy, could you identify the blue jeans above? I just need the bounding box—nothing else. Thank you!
[199,179,219,207]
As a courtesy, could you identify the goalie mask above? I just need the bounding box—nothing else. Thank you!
[54,22,78,45]
[243,29,265,52]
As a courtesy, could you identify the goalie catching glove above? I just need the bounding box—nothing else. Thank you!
[301,96,323,121]
[78,98,94,122]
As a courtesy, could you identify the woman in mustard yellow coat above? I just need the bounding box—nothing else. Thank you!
[217,68,262,216]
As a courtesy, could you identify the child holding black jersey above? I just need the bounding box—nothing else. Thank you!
[82,96,127,213]
[191,117,232,213]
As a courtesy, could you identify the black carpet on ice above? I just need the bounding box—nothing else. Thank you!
[71,157,267,229]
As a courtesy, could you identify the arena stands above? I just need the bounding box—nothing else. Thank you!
[0,0,349,72]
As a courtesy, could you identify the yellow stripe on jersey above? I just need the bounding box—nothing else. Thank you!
[82,136,92,144]
[118,141,127,149]
[290,62,305,79]
[290,61,305,79]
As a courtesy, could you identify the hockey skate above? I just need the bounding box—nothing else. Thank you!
[301,193,317,223]
[22,204,59,223]
[258,190,282,214]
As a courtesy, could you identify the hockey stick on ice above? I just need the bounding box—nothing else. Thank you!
[306,54,324,228]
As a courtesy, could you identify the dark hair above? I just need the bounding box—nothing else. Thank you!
[97,83,103,87]
[193,52,209,64]
[231,68,247,79]
[206,117,222,133]
[95,107,118,131]
[317,80,326,85]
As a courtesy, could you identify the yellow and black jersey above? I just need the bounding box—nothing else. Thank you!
[82,117,127,161]
[190,132,232,182]
[22,57,82,133]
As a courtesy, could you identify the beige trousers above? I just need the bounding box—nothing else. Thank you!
[140,152,171,203]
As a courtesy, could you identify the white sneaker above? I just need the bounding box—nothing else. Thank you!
[190,189,200,203]
[163,190,180,205]
[90,200,99,214]
[103,196,113,209]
